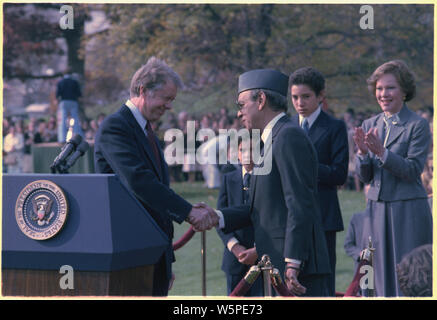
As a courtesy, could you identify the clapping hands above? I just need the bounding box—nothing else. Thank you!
[186,202,219,231]
[353,127,385,158]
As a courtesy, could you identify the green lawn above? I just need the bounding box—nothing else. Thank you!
[169,182,367,297]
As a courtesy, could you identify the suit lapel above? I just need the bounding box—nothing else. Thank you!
[290,114,299,127]
[120,105,164,181]
[271,115,288,142]
[157,137,169,185]
[231,167,244,203]
[291,112,327,146]
[375,114,385,144]
[250,115,288,209]
[385,105,409,148]
[385,124,405,148]
[249,143,260,208]
[308,111,328,146]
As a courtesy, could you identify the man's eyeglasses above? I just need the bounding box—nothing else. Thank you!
[235,100,244,111]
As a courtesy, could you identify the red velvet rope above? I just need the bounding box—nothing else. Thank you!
[173,226,196,251]
[229,267,296,297]
[272,280,295,297]
[229,278,252,297]
[335,260,371,297]
[343,260,371,297]
[172,228,370,298]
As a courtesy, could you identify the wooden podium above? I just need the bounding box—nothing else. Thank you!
[2,174,169,296]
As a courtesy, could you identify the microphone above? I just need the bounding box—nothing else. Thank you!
[58,140,90,173]
[50,134,83,173]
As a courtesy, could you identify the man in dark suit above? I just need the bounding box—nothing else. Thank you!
[216,139,263,296]
[207,69,331,297]
[289,67,349,296]
[94,57,217,296]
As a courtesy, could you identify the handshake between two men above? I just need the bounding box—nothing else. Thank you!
[186,203,258,267]
[186,202,219,231]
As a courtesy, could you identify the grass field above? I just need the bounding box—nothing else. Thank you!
[168,182,367,297]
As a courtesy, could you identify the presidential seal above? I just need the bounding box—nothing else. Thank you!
[15,180,68,240]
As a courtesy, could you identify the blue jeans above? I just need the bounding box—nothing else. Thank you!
[58,100,83,142]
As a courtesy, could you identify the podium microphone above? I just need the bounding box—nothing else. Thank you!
[50,134,83,173]
[58,140,90,173]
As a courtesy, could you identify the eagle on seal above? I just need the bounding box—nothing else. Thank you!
[31,194,55,226]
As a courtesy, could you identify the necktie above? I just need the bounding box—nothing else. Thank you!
[145,121,162,171]
[302,118,309,134]
[243,172,251,204]
[259,139,264,157]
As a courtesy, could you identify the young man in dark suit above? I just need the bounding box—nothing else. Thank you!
[289,67,349,296]
[94,57,218,296]
[206,69,331,297]
[216,139,263,296]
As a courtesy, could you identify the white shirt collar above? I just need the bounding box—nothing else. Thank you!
[384,110,401,124]
[299,105,321,129]
[261,112,286,143]
[126,99,148,133]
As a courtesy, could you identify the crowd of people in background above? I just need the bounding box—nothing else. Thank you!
[156,105,434,200]
[2,104,433,199]
[2,113,105,173]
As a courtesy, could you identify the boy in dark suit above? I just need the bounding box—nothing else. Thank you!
[216,139,263,296]
[289,67,349,296]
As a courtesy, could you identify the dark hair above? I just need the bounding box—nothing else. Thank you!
[289,67,325,96]
[367,60,416,102]
[396,244,432,297]
[249,89,288,112]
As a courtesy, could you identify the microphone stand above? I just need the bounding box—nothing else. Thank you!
[50,163,70,174]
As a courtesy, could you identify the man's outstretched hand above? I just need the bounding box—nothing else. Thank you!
[186,202,219,231]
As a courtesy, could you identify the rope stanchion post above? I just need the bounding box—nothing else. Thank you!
[361,236,375,297]
[342,236,376,297]
[201,231,206,296]
[259,255,273,297]
[228,254,295,297]
[172,226,209,296]
[270,268,294,297]
[368,236,375,297]
[229,265,262,297]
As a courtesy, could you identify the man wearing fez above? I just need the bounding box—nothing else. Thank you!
[210,69,331,296]
[94,57,218,296]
